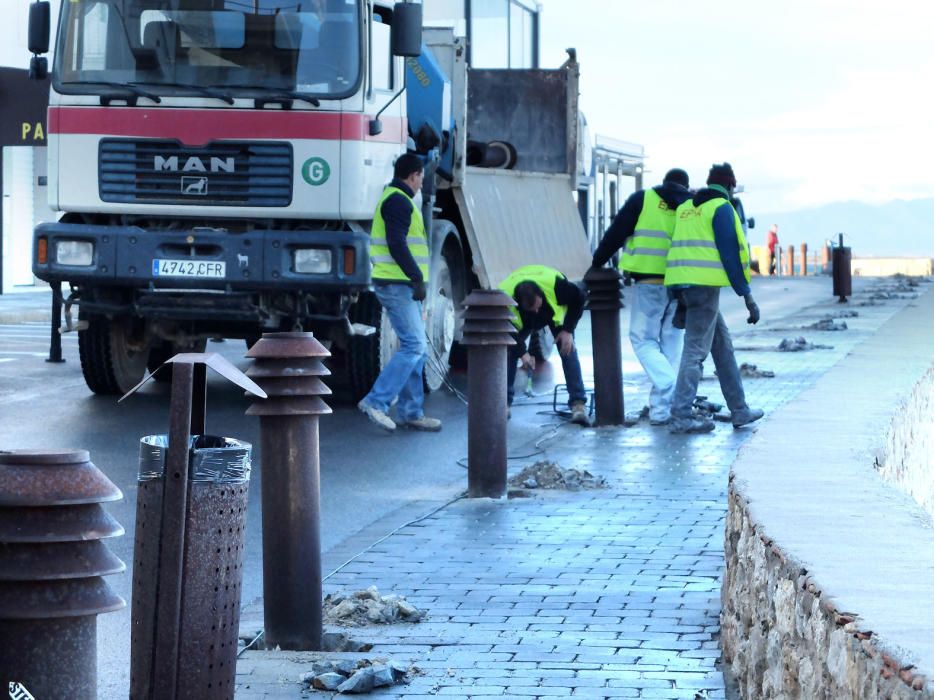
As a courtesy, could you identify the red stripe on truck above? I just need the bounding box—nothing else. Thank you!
[48,107,406,146]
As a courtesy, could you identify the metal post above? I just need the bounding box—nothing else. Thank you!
[246,333,331,650]
[585,268,624,426]
[821,244,831,274]
[785,245,795,276]
[0,450,124,700]
[461,290,516,498]
[800,243,808,276]
[46,281,65,363]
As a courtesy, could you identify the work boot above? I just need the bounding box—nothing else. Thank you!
[669,416,716,434]
[569,401,590,426]
[403,415,443,432]
[732,407,765,428]
[358,400,396,432]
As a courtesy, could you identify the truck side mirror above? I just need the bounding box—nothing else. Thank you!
[391,2,422,57]
[29,56,48,80]
[28,1,51,55]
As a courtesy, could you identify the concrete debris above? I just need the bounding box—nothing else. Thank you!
[778,336,833,352]
[302,657,412,694]
[509,461,607,490]
[806,318,848,331]
[824,310,859,319]
[739,363,775,379]
[323,586,425,627]
[320,631,373,653]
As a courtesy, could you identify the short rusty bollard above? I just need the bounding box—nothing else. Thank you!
[461,290,516,498]
[246,332,331,650]
[0,449,125,700]
[585,268,625,426]
[125,353,264,700]
[785,245,795,276]
[800,243,808,276]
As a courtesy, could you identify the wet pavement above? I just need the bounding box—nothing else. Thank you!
[232,276,930,699]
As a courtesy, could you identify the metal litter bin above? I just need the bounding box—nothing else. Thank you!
[130,435,251,700]
[832,234,852,302]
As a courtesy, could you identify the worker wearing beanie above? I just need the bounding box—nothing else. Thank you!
[590,168,692,425]
[664,163,764,433]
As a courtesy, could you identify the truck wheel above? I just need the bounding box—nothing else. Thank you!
[78,315,150,395]
[347,292,395,402]
[424,248,464,392]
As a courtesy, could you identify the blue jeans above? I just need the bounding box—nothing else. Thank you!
[670,286,748,421]
[507,329,587,407]
[362,284,427,421]
[629,283,683,422]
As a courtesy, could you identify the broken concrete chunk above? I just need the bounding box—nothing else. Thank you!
[312,672,345,691]
[370,664,395,688]
[337,668,376,694]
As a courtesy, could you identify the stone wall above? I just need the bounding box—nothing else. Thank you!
[721,290,934,699]
[722,486,929,699]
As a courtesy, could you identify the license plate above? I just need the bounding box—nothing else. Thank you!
[152,259,226,278]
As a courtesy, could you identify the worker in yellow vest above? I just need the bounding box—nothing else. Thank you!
[664,163,764,434]
[499,265,589,426]
[357,154,441,433]
[590,168,692,425]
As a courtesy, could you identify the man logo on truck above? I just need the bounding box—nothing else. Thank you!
[153,156,235,173]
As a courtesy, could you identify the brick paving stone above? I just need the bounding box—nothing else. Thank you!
[237,282,922,699]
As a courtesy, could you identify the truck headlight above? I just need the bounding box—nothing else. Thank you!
[56,240,94,266]
[294,248,332,274]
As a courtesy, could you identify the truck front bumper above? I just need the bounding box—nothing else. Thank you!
[33,222,370,292]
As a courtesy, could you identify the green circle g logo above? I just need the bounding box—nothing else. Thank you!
[302,157,331,186]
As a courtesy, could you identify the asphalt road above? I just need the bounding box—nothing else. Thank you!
[0,274,839,694]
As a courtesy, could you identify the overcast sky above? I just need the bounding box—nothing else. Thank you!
[539,0,934,215]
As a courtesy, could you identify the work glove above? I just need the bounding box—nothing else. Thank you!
[744,293,760,325]
[411,279,427,301]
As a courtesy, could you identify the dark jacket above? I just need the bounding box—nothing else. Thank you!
[690,188,751,297]
[513,275,585,355]
[375,178,423,286]
[591,182,692,279]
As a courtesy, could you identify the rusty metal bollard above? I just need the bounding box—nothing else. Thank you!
[246,332,331,650]
[785,245,795,276]
[585,268,625,426]
[461,290,516,498]
[0,449,125,700]
[821,244,831,274]
[800,243,808,276]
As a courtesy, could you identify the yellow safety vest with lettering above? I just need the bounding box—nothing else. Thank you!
[498,265,567,331]
[619,188,676,275]
[370,186,430,282]
[664,198,751,287]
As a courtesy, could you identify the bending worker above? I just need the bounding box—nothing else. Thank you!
[664,163,764,434]
[499,265,590,426]
[590,168,692,425]
[357,153,442,433]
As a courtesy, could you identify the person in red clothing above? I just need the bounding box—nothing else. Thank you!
[766,224,779,275]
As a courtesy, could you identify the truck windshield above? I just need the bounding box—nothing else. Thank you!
[53,0,362,101]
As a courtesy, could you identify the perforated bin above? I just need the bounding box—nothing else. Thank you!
[130,435,250,700]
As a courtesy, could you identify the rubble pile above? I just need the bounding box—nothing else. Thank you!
[509,461,607,490]
[301,657,413,694]
[323,586,424,627]
[777,336,833,352]
[806,318,848,331]
[739,363,775,379]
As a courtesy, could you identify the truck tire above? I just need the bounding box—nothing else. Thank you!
[424,242,465,392]
[347,291,394,402]
[78,315,149,395]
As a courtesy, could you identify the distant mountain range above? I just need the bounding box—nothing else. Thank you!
[753,198,934,258]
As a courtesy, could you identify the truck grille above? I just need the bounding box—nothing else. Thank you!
[98,139,293,207]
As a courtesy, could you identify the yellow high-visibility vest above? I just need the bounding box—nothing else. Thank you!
[664,198,750,287]
[499,265,567,331]
[619,188,676,276]
[370,186,430,282]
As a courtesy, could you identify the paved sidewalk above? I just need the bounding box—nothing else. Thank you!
[235,279,928,699]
